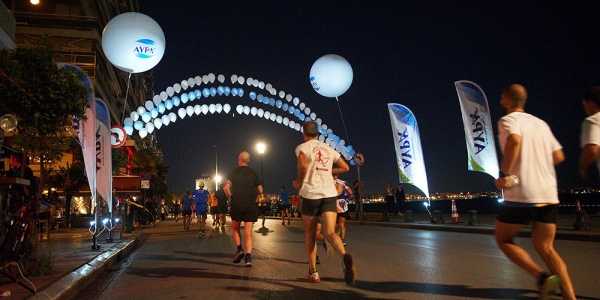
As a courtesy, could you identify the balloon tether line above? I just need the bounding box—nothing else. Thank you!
[120,72,132,124]
[335,96,351,145]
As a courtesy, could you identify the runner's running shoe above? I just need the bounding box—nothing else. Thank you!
[538,272,559,300]
[233,249,244,263]
[343,253,356,285]
[307,271,320,283]
[245,257,253,267]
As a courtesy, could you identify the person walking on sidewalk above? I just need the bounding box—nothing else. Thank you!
[293,121,356,285]
[395,183,406,216]
[173,199,180,223]
[193,182,209,237]
[579,86,600,185]
[224,151,264,267]
[181,190,193,231]
[384,182,395,216]
[494,84,575,300]
[353,181,364,220]
[279,186,291,225]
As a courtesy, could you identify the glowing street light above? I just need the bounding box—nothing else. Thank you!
[256,142,266,185]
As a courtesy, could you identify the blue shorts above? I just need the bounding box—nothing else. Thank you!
[196,206,208,216]
[496,203,559,225]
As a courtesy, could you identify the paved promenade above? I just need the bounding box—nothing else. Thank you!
[1,212,598,299]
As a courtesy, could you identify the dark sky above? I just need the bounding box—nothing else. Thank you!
[138,1,600,195]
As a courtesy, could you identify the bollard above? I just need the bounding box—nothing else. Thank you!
[404,210,414,223]
[468,210,480,226]
[573,210,591,231]
[432,210,444,224]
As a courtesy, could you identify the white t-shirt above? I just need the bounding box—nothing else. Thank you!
[497,112,562,204]
[580,112,600,173]
[295,139,341,199]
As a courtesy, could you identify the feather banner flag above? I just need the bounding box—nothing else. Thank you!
[387,103,429,198]
[454,80,499,179]
[95,99,113,213]
[58,63,97,204]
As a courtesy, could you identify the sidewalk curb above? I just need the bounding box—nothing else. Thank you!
[29,232,142,300]
[346,219,600,242]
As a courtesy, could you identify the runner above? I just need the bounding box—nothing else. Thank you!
[192,182,209,237]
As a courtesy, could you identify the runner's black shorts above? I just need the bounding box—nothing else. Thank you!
[230,209,258,223]
[496,203,559,225]
[301,197,336,217]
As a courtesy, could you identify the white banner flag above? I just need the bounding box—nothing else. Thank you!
[387,103,429,197]
[455,80,499,179]
[59,63,96,202]
[95,99,113,213]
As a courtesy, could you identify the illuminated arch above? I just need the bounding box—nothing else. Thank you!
[122,73,356,163]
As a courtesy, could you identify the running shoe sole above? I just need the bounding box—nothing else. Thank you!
[245,260,253,267]
[538,274,559,300]
[343,253,356,285]
[307,272,321,283]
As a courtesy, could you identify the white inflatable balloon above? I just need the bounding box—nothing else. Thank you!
[218,74,225,83]
[178,108,186,119]
[309,54,353,98]
[223,103,231,114]
[153,118,162,129]
[153,95,161,105]
[124,124,133,135]
[102,12,165,73]
[236,105,243,114]
[173,83,181,93]
[202,104,209,115]
[146,122,155,134]
[139,128,148,138]
[145,100,154,111]
[162,115,170,126]
[186,106,194,117]
[194,104,202,115]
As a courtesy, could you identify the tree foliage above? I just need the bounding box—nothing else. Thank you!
[131,148,170,199]
[0,35,89,195]
[112,148,129,175]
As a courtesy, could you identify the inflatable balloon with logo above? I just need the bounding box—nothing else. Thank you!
[309,54,353,98]
[102,12,166,73]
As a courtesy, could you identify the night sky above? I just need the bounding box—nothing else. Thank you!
[137,1,600,195]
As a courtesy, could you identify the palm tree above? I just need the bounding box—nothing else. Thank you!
[131,149,169,199]
[47,162,87,228]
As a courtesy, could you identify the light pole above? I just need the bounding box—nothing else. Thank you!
[214,145,218,190]
[256,142,265,186]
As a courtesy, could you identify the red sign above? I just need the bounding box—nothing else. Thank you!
[353,152,365,167]
[111,125,127,148]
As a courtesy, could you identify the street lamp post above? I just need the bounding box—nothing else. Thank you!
[256,143,265,186]
[214,145,218,190]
